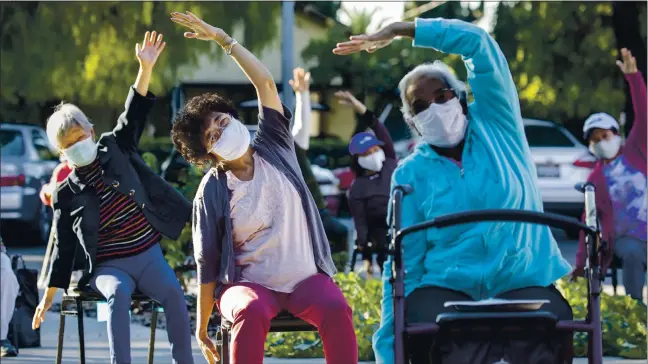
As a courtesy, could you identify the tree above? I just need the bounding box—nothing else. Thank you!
[0,2,280,121]
[492,1,646,137]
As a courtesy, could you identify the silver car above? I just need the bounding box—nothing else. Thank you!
[523,119,596,236]
[0,123,59,244]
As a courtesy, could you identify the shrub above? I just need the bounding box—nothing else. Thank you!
[557,278,647,359]
[265,273,382,361]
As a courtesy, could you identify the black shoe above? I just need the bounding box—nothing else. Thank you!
[0,339,18,357]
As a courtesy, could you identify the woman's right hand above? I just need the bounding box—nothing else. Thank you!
[335,91,367,115]
[333,21,414,55]
[32,295,53,330]
[568,266,585,282]
[196,331,219,364]
[170,11,228,45]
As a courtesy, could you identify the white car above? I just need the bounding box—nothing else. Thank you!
[523,119,596,227]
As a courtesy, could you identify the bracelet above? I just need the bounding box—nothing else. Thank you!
[222,37,238,56]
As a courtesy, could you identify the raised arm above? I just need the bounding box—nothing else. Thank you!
[112,31,164,150]
[412,18,521,134]
[334,19,522,137]
[617,49,647,160]
[171,11,289,151]
[290,68,312,150]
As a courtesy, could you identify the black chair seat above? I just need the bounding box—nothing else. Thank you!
[437,311,558,325]
[64,285,151,302]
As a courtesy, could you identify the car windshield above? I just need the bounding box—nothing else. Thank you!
[0,130,25,157]
[524,125,575,147]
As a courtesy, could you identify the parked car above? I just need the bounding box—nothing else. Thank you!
[523,118,596,224]
[0,122,59,244]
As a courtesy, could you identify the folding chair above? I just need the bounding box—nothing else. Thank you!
[55,286,159,364]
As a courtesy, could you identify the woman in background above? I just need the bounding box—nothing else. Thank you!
[338,91,397,277]
[571,48,646,302]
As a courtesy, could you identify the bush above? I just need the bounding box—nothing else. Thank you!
[557,278,647,359]
[265,273,382,361]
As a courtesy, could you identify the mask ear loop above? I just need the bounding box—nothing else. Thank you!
[405,115,423,137]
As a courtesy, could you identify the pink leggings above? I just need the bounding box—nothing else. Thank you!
[217,273,358,364]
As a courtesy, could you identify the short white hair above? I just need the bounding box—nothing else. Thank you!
[398,60,468,120]
[46,103,93,150]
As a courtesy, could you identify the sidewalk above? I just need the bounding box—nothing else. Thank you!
[1,311,643,363]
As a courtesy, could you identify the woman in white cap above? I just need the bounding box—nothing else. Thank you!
[571,48,647,301]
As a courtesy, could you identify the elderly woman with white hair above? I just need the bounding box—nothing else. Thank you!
[32,32,194,364]
[334,18,573,362]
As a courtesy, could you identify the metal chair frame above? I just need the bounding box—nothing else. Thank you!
[55,287,159,364]
[389,183,605,364]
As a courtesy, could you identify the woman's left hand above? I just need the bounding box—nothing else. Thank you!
[136,31,166,70]
[616,48,638,74]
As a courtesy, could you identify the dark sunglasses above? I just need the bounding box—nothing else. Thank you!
[412,88,457,115]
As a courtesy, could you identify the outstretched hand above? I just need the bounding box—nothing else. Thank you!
[335,91,367,115]
[616,48,638,74]
[289,67,311,93]
[136,31,166,70]
[170,11,226,44]
[333,22,412,55]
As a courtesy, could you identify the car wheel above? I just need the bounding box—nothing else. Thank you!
[32,203,52,245]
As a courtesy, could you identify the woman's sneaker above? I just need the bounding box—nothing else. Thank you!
[0,339,18,357]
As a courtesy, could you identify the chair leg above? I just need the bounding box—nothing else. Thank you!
[611,267,618,295]
[148,303,158,364]
[76,298,86,364]
[56,311,66,364]
[221,327,230,364]
[349,248,358,272]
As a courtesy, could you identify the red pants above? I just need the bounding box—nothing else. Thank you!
[217,273,358,364]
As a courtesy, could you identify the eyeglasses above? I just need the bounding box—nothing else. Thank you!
[411,88,457,115]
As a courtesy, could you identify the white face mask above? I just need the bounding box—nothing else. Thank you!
[210,117,251,161]
[63,138,97,167]
[412,98,467,148]
[589,135,622,160]
[358,149,385,172]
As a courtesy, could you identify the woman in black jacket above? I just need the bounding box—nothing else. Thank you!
[338,91,397,276]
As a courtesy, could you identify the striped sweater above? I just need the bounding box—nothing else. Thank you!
[76,158,161,262]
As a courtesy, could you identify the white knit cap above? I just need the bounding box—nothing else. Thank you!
[583,112,619,139]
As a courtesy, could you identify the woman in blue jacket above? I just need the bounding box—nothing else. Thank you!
[334,18,573,362]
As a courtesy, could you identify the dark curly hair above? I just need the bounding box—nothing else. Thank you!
[171,93,239,169]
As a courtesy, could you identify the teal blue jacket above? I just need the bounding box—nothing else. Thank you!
[372,18,572,363]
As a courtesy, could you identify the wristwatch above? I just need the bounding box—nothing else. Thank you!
[222,37,238,56]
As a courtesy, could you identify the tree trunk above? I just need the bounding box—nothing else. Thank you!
[612,2,647,137]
